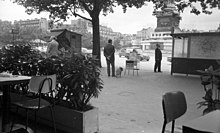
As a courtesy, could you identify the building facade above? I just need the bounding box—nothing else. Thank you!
[136,27,154,41]
[15,18,48,32]
[71,18,119,40]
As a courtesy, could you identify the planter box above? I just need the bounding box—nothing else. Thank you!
[38,105,99,133]
[10,93,99,133]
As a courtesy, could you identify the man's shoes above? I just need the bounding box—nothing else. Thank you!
[112,75,116,77]
[158,71,162,73]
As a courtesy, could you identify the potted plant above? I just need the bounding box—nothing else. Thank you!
[37,54,103,133]
[0,43,103,133]
[197,61,220,115]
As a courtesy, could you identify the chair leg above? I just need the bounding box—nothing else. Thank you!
[161,120,166,133]
[50,107,57,133]
[25,109,28,131]
[10,106,19,132]
[0,94,2,108]
[34,111,37,133]
[171,120,175,133]
[124,69,126,75]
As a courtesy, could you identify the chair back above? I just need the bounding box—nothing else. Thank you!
[29,74,56,94]
[46,74,56,92]
[162,91,187,123]
[29,75,48,94]
[46,74,57,97]
[126,60,135,69]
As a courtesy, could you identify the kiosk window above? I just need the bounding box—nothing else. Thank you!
[173,37,188,58]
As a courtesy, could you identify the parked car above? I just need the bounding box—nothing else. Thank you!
[81,47,92,57]
[118,48,132,58]
[134,48,150,61]
[119,47,150,61]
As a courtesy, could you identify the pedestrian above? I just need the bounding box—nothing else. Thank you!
[46,36,60,57]
[154,44,162,72]
[104,39,115,77]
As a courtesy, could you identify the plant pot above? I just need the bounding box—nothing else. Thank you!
[215,101,220,110]
[38,105,99,133]
[10,93,99,133]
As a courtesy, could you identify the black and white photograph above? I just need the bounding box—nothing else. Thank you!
[1,0,220,133]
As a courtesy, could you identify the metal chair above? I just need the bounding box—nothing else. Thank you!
[162,91,187,133]
[124,60,139,76]
[10,74,57,133]
[6,128,28,133]
[0,90,3,119]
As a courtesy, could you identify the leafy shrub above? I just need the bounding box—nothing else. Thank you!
[0,43,103,111]
[197,63,220,115]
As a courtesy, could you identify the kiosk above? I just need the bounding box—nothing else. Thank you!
[50,29,82,54]
[171,32,220,75]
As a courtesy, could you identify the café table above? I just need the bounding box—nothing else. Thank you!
[182,110,220,133]
[0,75,31,132]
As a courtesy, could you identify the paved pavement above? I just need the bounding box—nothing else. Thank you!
[91,66,205,133]
[6,67,204,133]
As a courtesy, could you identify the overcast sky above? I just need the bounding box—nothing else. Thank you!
[1,1,220,34]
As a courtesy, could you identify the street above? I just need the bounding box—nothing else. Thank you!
[101,50,172,74]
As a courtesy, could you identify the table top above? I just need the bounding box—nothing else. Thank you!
[0,75,31,85]
[182,110,220,133]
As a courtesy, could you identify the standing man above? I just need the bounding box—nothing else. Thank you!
[104,39,115,77]
[154,44,162,72]
[46,36,60,57]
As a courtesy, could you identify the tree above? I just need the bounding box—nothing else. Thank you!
[82,32,93,49]
[113,38,122,50]
[0,20,13,44]
[18,26,38,40]
[11,0,220,66]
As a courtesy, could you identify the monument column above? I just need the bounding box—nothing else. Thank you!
[153,0,181,32]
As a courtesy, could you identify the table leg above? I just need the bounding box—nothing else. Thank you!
[2,85,11,132]
[0,89,2,131]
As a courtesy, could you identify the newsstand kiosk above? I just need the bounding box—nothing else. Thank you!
[171,32,220,75]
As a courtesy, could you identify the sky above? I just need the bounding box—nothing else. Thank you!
[1,1,220,34]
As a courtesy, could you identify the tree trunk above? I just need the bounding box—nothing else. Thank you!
[92,15,101,67]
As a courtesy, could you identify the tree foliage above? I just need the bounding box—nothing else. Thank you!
[0,43,103,111]
[11,0,220,66]
[151,0,220,15]
[113,38,122,50]
[0,20,13,44]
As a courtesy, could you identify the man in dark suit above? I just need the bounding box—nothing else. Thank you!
[154,44,162,72]
[104,39,115,77]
